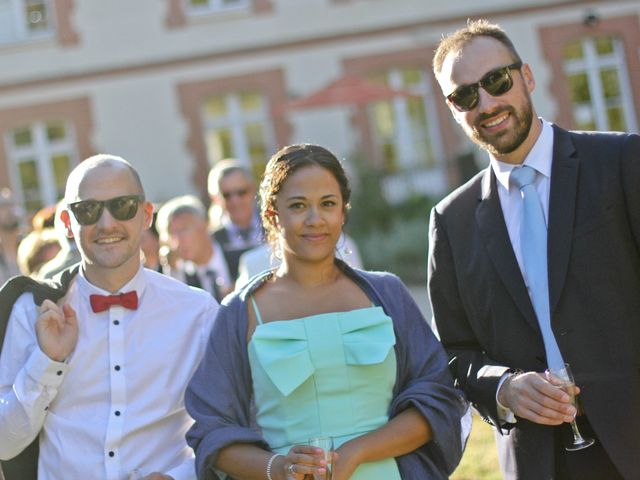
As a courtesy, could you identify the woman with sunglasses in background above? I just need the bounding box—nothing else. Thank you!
[185,144,467,480]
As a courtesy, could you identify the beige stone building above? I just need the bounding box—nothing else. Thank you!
[0,0,638,211]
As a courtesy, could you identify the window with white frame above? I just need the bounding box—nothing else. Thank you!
[202,91,275,177]
[563,35,637,132]
[367,67,442,173]
[5,121,76,212]
[0,0,53,44]
[185,0,250,16]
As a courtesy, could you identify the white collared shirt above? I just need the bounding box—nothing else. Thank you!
[490,118,554,286]
[0,266,218,480]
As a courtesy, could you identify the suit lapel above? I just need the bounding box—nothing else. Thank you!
[547,126,578,315]
[475,168,539,331]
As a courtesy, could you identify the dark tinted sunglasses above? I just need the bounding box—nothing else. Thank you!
[221,188,249,200]
[68,195,144,225]
[447,62,523,112]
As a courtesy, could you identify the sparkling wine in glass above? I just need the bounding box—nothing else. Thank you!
[546,363,595,451]
[308,436,333,480]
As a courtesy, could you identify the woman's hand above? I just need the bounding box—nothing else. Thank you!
[280,445,328,480]
[331,442,361,480]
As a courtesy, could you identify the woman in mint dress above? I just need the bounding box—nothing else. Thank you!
[186,144,467,480]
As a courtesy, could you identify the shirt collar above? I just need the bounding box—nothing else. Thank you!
[76,264,147,299]
[221,210,260,233]
[489,118,554,191]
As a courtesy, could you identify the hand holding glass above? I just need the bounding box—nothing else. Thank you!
[308,436,333,480]
[545,363,595,451]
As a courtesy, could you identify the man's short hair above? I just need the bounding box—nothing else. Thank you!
[64,154,144,205]
[207,159,254,196]
[432,19,522,75]
[155,195,207,242]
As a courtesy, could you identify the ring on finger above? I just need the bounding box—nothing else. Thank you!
[288,463,296,475]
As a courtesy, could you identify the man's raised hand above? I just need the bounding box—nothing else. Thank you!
[36,299,78,362]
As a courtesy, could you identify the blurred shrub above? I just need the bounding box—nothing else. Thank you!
[346,163,436,284]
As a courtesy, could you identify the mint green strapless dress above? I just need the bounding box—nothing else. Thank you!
[248,299,402,479]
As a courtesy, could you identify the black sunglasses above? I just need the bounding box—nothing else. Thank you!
[447,61,523,112]
[68,195,144,225]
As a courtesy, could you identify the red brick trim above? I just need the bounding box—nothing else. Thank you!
[53,0,79,46]
[0,97,94,191]
[539,15,640,129]
[176,69,290,197]
[166,0,273,28]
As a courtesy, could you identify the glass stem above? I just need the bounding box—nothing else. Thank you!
[570,420,585,443]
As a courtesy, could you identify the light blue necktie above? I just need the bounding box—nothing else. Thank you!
[511,166,565,371]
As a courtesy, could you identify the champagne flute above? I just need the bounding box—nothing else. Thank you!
[545,363,595,451]
[308,436,334,480]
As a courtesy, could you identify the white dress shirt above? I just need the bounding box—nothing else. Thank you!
[0,266,218,480]
[489,118,554,423]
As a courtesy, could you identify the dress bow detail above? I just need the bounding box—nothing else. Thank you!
[251,307,396,396]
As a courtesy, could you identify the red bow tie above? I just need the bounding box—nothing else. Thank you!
[90,291,139,313]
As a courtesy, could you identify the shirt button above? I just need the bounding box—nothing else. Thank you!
[113,320,120,326]
[114,365,121,371]
[115,410,121,416]
[108,451,115,458]
[56,371,63,376]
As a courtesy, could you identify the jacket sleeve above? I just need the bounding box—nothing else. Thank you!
[427,207,511,428]
[0,294,69,460]
[621,133,640,251]
[382,275,468,479]
[185,300,268,480]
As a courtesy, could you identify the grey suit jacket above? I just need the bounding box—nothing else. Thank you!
[428,125,640,479]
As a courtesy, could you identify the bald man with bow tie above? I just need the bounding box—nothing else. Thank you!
[0,155,219,480]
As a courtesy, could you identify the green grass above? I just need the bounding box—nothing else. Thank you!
[451,413,502,480]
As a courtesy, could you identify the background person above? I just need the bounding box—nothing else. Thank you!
[207,160,264,282]
[38,200,82,280]
[16,229,61,278]
[186,144,466,480]
[156,195,232,302]
[429,19,640,479]
[0,188,21,286]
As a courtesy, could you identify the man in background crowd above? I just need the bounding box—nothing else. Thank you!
[207,160,263,282]
[0,189,21,285]
[157,195,233,301]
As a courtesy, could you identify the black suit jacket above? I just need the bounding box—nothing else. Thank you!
[0,265,79,480]
[428,125,640,479]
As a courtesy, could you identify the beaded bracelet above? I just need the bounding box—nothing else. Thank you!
[266,453,284,480]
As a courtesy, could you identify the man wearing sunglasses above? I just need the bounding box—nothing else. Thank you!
[0,154,218,480]
[428,20,639,480]
[207,160,264,282]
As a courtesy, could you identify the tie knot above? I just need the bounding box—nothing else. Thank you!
[510,165,537,190]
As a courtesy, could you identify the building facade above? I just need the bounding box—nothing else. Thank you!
[0,0,638,211]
